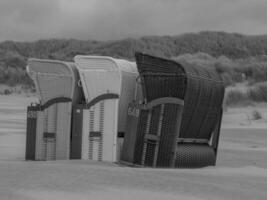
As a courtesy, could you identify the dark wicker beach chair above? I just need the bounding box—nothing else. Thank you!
[121,52,225,168]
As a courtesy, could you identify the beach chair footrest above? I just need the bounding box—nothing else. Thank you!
[175,143,216,168]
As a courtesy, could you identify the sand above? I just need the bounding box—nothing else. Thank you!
[0,95,267,200]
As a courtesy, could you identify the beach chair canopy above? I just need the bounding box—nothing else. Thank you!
[27,59,81,105]
[74,56,137,132]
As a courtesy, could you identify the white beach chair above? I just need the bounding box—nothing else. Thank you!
[26,59,81,160]
[72,56,138,162]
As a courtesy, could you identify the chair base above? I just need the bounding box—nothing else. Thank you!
[175,143,216,168]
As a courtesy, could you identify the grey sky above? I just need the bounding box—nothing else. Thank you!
[1,0,267,41]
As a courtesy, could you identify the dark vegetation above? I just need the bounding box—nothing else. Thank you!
[1,31,267,105]
[173,53,267,106]
[251,110,262,120]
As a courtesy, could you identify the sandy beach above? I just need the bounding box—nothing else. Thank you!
[0,95,267,200]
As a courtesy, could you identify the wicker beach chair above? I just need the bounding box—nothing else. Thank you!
[121,52,225,168]
[25,59,82,160]
[71,56,138,162]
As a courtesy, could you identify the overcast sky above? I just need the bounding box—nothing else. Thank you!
[1,0,267,41]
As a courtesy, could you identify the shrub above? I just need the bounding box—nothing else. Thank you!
[220,72,234,86]
[251,63,267,82]
[247,82,267,102]
[236,62,267,83]
[225,89,249,106]
[4,89,11,95]
[214,61,233,74]
[251,110,262,120]
[231,72,243,83]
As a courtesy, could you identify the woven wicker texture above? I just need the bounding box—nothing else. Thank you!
[156,104,179,167]
[135,52,224,140]
[174,143,216,168]
[133,110,148,164]
[134,52,224,168]
[135,54,186,102]
[180,61,224,139]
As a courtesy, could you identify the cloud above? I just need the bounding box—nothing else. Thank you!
[0,0,267,41]
[0,0,60,41]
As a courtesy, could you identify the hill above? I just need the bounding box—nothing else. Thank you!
[1,31,267,89]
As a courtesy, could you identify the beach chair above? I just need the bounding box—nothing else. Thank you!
[71,56,138,162]
[121,53,225,168]
[25,59,81,160]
